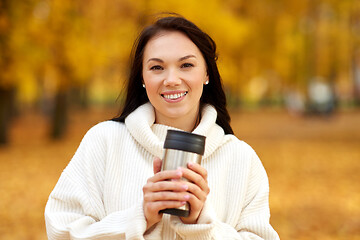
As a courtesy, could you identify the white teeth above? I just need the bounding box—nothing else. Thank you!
[163,92,187,100]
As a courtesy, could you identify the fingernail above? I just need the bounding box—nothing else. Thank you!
[184,195,190,200]
[182,185,188,190]
[180,201,186,205]
[188,162,193,168]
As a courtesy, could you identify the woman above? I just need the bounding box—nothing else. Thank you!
[45,15,280,239]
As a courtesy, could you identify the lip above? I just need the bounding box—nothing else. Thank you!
[161,90,188,103]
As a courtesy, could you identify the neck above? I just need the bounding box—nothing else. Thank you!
[155,107,201,132]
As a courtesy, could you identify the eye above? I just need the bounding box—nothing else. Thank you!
[181,63,194,68]
[150,65,163,71]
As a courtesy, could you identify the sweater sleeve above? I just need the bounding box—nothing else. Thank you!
[44,124,148,240]
[169,150,280,240]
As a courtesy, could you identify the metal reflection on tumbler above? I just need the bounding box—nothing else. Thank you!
[160,130,206,217]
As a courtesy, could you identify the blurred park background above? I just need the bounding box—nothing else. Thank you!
[0,0,359,239]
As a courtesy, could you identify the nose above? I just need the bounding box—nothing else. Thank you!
[164,69,181,86]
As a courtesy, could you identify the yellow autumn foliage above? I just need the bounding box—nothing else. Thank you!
[0,0,359,104]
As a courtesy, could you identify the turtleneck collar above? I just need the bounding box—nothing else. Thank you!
[125,102,226,159]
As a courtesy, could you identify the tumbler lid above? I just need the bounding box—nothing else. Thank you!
[164,129,206,155]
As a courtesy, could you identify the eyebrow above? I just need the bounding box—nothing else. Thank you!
[179,55,196,61]
[147,55,196,63]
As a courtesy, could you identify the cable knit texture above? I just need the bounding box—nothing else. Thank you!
[45,102,280,240]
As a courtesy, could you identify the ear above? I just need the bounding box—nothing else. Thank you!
[204,75,209,85]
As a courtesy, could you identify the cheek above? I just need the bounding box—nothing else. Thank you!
[143,70,162,84]
[192,72,206,89]
[144,83,157,98]
[143,72,155,88]
[142,70,149,83]
[192,79,204,98]
[143,76,160,100]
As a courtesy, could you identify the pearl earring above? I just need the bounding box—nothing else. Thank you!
[205,80,209,85]
[142,83,145,88]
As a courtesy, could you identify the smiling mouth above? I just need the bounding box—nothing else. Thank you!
[161,91,188,100]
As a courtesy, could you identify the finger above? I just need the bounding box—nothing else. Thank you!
[183,181,207,202]
[147,169,182,183]
[144,200,186,229]
[180,167,209,193]
[143,181,189,195]
[177,191,203,222]
[187,162,208,181]
[144,191,191,202]
[145,200,187,213]
[153,157,162,174]
[185,193,202,212]
[180,197,202,223]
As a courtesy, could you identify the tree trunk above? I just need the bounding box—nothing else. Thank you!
[353,49,360,106]
[69,84,89,109]
[0,87,15,145]
[51,90,68,139]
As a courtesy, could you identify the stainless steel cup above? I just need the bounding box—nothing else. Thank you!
[160,129,206,217]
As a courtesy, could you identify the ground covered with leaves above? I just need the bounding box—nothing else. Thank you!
[0,107,359,239]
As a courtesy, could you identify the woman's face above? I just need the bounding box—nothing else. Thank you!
[142,31,209,127]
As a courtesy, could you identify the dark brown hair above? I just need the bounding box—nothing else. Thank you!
[112,14,233,134]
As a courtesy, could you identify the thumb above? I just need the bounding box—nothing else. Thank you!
[153,157,162,174]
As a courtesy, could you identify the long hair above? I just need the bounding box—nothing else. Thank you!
[112,14,233,134]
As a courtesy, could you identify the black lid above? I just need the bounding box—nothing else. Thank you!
[164,129,206,155]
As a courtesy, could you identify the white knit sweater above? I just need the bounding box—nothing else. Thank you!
[45,103,280,240]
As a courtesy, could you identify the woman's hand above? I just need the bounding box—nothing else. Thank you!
[143,158,190,230]
[179,162,210,224]
[143,158,210,229]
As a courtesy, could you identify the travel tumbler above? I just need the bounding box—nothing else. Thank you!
[160,129,206,217]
